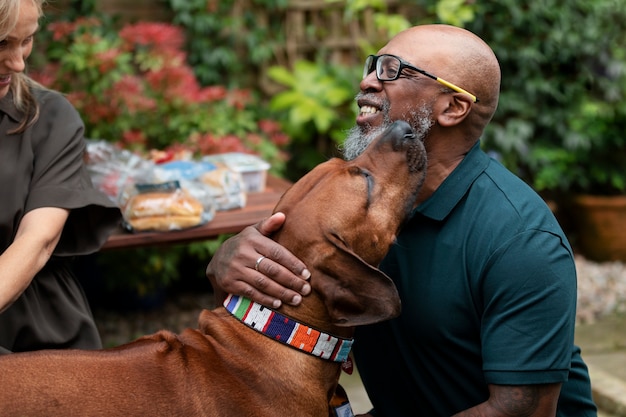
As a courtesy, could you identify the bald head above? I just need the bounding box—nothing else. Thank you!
[381,24,501,139]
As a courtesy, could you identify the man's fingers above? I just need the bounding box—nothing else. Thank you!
[256,212,286,236]
[251,255,311,303]
[208,214,311,308]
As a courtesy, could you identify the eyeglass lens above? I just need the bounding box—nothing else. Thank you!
[377,55,402,80]
[363,55,403,81]
[363,55,375,79]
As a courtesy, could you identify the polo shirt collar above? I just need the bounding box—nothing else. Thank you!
[415,141,490,221]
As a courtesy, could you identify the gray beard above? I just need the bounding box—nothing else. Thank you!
[341,101,433,161]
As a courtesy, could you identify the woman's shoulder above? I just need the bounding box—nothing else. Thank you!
[30,87,83,132]
[32,87,76,112]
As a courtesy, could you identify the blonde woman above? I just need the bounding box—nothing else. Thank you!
[0,0,121,353]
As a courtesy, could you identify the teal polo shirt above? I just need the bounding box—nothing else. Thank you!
[354,142,596,416]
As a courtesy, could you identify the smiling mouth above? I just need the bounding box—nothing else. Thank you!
[359,105,380,116]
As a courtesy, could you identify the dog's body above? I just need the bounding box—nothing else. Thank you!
[0,121,426,417]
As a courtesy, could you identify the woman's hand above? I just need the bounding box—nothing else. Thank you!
[206,212,311,308]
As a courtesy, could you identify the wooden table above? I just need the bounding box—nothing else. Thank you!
[102,175,292,250]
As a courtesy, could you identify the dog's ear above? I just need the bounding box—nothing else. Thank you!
[314,238,401,327]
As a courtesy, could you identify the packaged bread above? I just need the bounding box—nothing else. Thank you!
[122,182,205,232]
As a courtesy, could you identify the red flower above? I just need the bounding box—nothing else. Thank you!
[196,133,249,155]
[144,66,201,102]
[121,130,148,147]
[270,132,290,147]
[111,76,157,113]
[227,89,252,110]
[48,17,101,41]
[95,48,123,74]
[197,85,228,103]
[258,119,281,134]
[119,23,185,53]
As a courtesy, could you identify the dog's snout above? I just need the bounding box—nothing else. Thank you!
[387,121,415,145]
[366,120,426,175]
[384,121,427,174]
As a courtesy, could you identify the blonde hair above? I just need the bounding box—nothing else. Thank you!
[1,0,46,134]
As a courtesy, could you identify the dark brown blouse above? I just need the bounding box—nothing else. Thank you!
[0,88,122,353]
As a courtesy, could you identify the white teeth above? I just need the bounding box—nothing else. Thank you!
[360,105,379,115]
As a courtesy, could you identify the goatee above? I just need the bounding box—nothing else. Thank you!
[341,99,433,161]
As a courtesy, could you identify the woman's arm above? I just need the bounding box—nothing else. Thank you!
[0,207,69,313]
[205,212,311,308]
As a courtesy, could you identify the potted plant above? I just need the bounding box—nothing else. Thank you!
[521,76,626,262]
[562,98,626,262]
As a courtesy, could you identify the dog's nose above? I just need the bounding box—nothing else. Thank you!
[393,120,416,141]
[382,120,416,149]
[380,121,427,174]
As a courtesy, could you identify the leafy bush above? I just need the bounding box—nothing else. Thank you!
[461,0,626,195]
[30,18,290,174]
[268,60,360,176]
[167,0,288,88]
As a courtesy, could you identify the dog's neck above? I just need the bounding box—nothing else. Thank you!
[223,294,353,363]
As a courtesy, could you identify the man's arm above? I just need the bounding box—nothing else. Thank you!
[452,383,561,417]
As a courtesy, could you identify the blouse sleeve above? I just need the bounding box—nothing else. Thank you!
[25,89,122,256]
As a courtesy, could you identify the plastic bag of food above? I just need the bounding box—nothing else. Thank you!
[84,140,155,203]
[121,181,212,232]
[155,160,247,211]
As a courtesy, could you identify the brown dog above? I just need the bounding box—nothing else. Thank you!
[0,121,426,417]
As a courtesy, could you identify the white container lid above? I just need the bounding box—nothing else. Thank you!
[203,152,270,173]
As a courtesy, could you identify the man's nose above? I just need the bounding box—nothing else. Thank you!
[359,70,383,93]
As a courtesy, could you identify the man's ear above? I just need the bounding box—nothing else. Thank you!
[437,93,473,127]
[312,239,401,327]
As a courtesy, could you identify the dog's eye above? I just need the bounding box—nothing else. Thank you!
[347,166,373,203]
[358,169,374,207]
[363,171,373,189]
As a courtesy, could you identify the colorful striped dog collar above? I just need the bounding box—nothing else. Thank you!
[224,294,353,363]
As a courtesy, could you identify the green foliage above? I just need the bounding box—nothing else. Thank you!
[435,0,475,27]
[340,0,412,50]
[264,1,414,177]
[267,60,359,176]
[96,247,184,296]
[268,61,357,140]
[30,18,290,173]
[460,0,626,195]
[94,236,231,296]
[167,0,288,87]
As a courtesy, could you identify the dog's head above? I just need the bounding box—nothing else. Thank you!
[273,121,427,326]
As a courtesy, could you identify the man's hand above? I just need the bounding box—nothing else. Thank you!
[206,212,311,308]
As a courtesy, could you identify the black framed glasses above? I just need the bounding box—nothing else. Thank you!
[363,54,479,103]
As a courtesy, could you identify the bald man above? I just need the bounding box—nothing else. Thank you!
[207,25,597,416]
